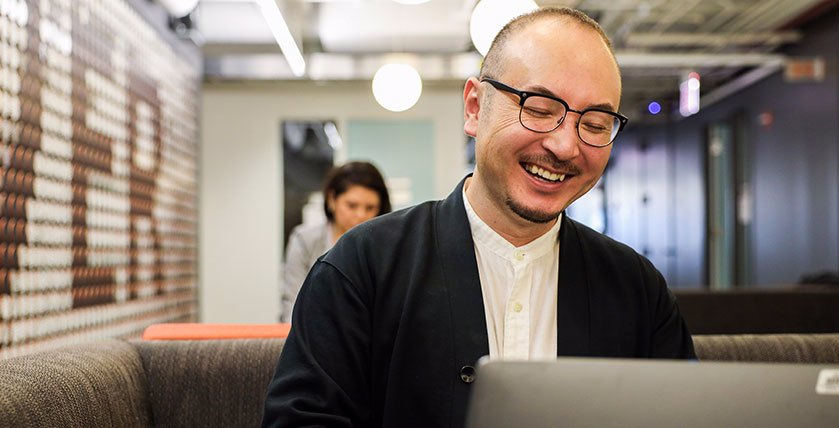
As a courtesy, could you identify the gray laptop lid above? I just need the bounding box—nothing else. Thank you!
[465,357,839,428]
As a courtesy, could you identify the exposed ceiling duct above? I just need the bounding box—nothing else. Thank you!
[195,0,833,120]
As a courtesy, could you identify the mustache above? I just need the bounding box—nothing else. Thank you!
[519,155,581,175]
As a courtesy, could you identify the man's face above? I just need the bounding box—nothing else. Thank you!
[464,19,622,226]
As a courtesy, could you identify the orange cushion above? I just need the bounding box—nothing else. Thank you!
[142,323,291,340]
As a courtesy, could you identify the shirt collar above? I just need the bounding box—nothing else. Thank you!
[462,186,561,261]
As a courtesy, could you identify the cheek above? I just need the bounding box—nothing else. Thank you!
[485,111,521,137]
[579,149,612,186]
[476,114,527,159]
[477,101,521,134]
[336,205,353,220]
[591,147,612,172]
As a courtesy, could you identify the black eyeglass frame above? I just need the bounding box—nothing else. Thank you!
[480,78,629,147]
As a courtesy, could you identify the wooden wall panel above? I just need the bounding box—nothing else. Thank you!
[0,0,199,358]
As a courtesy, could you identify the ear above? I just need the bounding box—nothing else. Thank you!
[463,77,482,138]
[326,191,336,212]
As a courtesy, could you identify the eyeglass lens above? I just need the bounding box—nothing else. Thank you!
[520,95,620,146]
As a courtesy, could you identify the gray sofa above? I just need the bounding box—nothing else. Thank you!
[1,335,838,428]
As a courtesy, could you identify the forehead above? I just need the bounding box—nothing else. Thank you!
[498,18,621,107]
[338,185,379,200]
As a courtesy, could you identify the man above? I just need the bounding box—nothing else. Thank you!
[263,7,695,428]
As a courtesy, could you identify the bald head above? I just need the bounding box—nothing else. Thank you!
[480,7,617,81]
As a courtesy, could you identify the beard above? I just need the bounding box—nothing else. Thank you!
[506,196,562,224]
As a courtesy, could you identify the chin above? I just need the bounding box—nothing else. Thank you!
[506,198,562,224]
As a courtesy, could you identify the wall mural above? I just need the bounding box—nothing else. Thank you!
[0,0,199,358]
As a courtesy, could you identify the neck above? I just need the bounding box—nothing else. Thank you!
[330,222,345,245]
[464,176,558,247]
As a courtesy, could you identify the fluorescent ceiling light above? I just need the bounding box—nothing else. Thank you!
[256,0,306,77]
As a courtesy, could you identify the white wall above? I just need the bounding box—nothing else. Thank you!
[200,80,467,322]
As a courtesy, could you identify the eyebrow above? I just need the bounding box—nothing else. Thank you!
[524,84,617,113]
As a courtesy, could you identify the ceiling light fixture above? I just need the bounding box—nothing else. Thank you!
[469,0,537,56]
[679,72,700,117]
[158,0,200,18]
[256,0,306,77]
[648,101,662,115]
[372,63,423,112]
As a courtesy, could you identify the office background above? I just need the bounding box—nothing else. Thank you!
[0,0,836,356]
[201,1,838,323]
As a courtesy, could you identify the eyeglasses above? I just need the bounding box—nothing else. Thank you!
[481,78,628,147]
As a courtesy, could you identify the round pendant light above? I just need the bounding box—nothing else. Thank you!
[470,0,538,56]
[158,0,199,18]
[372,63,423,112]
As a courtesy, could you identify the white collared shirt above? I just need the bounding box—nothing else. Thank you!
[463,188,560,360]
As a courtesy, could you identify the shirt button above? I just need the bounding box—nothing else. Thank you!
[513,302,523,312]
[460,365,476,383]
[514,250,524,261]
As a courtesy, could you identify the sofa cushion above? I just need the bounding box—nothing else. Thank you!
[134,338,283,428]
[0,339,152,428]
[694,333,839,363]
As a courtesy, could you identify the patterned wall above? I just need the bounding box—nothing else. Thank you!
[0,0,199,358]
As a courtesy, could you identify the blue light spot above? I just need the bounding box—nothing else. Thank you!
[648,101,661,115]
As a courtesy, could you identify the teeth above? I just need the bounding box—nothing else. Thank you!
[526,164,566,183]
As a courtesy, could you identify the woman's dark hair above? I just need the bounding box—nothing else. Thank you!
[323,161,392,222]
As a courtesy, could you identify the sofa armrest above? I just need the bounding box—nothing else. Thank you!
[0,340,152,428]
[693,333,839,363]
[133,338,284,428]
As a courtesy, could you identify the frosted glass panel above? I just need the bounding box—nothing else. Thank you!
[347,120,435,208]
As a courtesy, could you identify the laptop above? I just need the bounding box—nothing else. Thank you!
[465,357,839,428]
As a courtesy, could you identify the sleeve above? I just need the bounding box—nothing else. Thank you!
[646,263,698,360]
[281,226,315,323]
[262,259,373,428]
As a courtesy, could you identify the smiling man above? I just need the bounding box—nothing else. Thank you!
[263,7,695,428]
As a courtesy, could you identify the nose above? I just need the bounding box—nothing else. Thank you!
[541,115,581,160]
[353,207,373,223]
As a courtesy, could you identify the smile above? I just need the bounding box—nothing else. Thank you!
[523,163,566,183]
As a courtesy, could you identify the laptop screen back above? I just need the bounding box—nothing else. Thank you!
[465,357,839,428]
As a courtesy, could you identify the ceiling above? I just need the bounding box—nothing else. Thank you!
[191,0,834,122]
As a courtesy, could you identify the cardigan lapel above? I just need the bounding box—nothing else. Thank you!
[432,178,592,360]
[434,177,490,364]
[556,216,593,356]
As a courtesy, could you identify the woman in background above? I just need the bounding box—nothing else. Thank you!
[281,161,391,322]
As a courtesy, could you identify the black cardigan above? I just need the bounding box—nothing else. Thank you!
[263,178,695,428]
